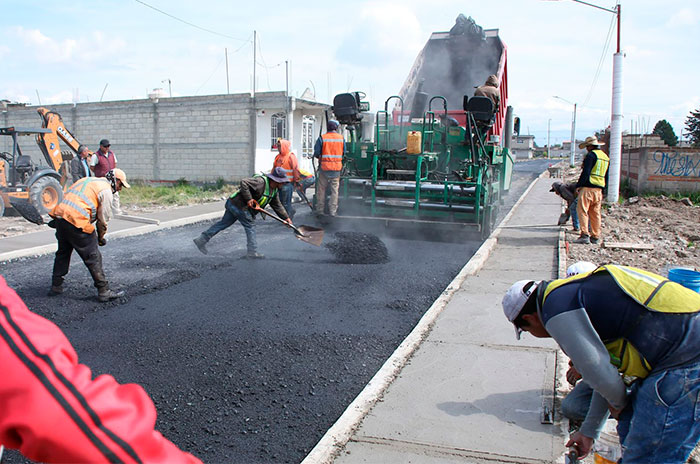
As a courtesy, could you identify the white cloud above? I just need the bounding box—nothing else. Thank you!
[44,90,74,105]
[335,3,424,68]
[666,8,699,27]
[10,26,126,65]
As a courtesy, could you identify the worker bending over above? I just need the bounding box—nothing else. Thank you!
[48,169,129,302]
[502,264,700,462]
[0,276,201,463]
[193,167,292,259]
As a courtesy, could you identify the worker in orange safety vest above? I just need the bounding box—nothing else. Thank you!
[272,138,300,219]
[48,169,129,302]
[313,120,345,217]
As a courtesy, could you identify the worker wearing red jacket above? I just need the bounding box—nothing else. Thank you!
[0,276,201,463]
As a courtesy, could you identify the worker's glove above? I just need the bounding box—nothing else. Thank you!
[247,199,261,210]
[98,237,107,246]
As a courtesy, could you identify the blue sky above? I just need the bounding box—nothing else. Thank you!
[2,0,699,147]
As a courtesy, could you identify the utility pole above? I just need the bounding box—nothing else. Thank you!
[252,30,256,98]
[547,119,551,159]
[225,48,230,94]
[571,103,577,166]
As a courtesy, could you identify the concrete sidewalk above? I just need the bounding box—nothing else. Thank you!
[304,174,568,463]
[0,200,226,262]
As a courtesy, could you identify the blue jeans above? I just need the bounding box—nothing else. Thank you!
[617,363,700,463]
[570,198,580,229]
[279,182,295,219]
[561,381,594,422]
[201,198,257,253]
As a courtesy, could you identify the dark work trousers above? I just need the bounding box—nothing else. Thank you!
[52,218,108,289]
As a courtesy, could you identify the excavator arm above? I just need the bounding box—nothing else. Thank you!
[35,107,91,172]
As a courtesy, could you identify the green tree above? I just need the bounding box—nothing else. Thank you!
[685,109,700,148]
[652,119,678,146]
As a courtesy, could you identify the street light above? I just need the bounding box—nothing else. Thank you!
[547,0,623,202]
[554,96,577,167]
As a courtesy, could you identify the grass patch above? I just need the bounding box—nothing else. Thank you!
[120,179,237,208]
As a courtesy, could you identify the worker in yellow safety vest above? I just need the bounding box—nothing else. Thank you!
[313,120,345,217]
[574,135,609,245]
[502,264,700,462]
[48,169,130,302]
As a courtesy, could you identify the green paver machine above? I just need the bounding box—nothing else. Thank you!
[331,16,516,238]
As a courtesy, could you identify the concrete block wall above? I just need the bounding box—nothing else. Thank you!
[2,93,256,183]
[622,147,700,194]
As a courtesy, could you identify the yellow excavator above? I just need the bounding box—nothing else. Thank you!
[0,108,88,216]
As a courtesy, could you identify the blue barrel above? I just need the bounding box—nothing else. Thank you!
[668,268,700,293]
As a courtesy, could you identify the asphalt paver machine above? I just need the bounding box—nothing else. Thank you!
[332,16,516,238]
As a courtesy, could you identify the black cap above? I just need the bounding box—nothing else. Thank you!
[99,139,110,147]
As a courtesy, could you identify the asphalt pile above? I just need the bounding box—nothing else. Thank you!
[324,231,389,264]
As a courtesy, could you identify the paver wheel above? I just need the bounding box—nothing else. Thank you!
[30,176,62,215]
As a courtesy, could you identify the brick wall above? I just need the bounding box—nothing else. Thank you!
[621,147,700,194]
[1,93,258,183]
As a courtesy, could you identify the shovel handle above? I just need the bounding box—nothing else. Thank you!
[255,207,304,235]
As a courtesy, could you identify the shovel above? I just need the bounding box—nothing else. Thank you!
[9,197,45,225]
[255,206,324,246]
[295,185,314,211]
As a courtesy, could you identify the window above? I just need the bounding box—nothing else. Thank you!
[301,115,316,157]
[271,112,287,149]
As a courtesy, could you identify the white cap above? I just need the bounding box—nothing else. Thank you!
[502,280,540,340]
[566,261,597,277]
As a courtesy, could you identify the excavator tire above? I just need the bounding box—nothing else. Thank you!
[30,176,62,215]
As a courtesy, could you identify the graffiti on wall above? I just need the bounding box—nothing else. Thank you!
[652,150,700,178]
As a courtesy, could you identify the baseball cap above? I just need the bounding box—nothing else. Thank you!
[502,280,540,340]
[112,168,131,188]
[100,139,110,147]
[566,261,597,278]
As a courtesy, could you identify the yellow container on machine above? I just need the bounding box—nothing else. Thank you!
[406,131,422,154]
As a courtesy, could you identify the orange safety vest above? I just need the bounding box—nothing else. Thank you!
[320,132,344,171]
[272,153,299,182]
[50,178,110,234]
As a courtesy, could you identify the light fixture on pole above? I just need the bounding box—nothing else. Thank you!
[554,96,577,167]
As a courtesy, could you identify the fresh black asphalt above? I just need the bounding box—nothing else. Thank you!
[0,159,551,463]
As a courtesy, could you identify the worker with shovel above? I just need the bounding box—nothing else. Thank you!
[48,169,129,302]
[193,167,292,259]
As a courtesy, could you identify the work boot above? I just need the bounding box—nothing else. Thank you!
[193,236,208,255]
[48,285,63,296]
[574,235,591,245]
[590,237,600,244]
[98,288,125,302]
[246,251,265,259]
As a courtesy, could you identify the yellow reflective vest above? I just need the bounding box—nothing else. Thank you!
[543,264,700,379]
[588,149,609,187]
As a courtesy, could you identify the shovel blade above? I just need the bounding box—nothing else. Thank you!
[295,225,324,246]
[9,197,44,225]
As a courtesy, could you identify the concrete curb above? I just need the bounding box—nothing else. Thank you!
[0,211,222,263]
[302,170,550,464]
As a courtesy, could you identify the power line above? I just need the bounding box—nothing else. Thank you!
[134,0,248,42]
[195,56,225,95]
[581,10,617,108]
